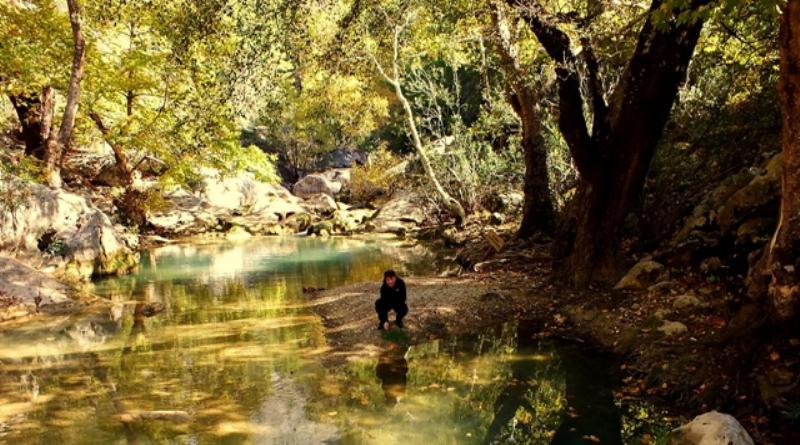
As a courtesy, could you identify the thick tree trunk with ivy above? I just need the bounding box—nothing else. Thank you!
[43,0,86,188]
[8,87,54,160]
[769,0,800,321]
[511,0,709,286]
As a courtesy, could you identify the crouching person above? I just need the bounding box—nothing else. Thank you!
[375,270,408,330]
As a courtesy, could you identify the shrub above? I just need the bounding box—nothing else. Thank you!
[350,144,403,204]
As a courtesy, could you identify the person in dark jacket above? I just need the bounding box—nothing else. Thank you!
[375,270,408,330]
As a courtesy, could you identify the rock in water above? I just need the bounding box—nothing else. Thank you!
[614,260,669,290]
[668,411,754,445]
[0,257,73,321]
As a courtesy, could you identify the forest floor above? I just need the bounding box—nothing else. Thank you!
[310,234,800,445]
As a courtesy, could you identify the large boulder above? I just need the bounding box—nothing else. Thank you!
[369,191,426,235]
[147,189,220,236]
[668,411,754,445]
[668,153,781,267]
[614,259,669,290]
[301,193,338,215]
[149,169,304,236]
[0,176,138,280]
[486,191,524,213]
[292,173,342,199]
[321,169,351,194]
[716,154,781,232]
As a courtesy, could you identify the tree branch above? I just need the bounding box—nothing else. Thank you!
[506,0,598,179]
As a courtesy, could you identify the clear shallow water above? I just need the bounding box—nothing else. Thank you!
[0,237,622,444]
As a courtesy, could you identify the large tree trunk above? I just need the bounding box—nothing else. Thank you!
[562,19,705,285]
[511,0,708,286]
[44,0,86,187]
[769,0,800,321]
[8,87,54,160]
[490,1,554,237]
[512,87,554,238]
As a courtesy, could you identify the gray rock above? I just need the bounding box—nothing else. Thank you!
[0,256,72,321]
[293,173,342,198]
[668,411,754,445]
[302,193,338,215]
[92,162,129,187]
[615,260,669,290]
[315,147,367,169]
[321,168,351,192]
[0,175,138,280]
[716,154,781,233]
[369,191,426,235]
[487,191,524,213]
[149,169,304,236]
[489,212,506,225]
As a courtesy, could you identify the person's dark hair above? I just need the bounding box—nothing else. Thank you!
[383,270,397,279]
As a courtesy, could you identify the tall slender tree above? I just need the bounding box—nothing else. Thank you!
[44,0,86,187]
[489,0,554,238]
[368,10,467,226]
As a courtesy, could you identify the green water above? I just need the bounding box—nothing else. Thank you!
[0,237,625,444]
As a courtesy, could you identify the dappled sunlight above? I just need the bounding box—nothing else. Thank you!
[0,238,624,444]
[0,237,439,444]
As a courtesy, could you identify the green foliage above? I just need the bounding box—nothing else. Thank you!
[42,237,67,257]
[429,101,525,212]
[0,0,786,235]
[350,144,402,203]
[258,71,389,172]
[0,154,44,184]
[0,0,71,95]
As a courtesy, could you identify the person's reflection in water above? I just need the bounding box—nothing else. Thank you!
[375,342,409,406]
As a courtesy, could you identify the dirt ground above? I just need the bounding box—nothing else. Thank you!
[306,276,525,365]
[308,235,800,444]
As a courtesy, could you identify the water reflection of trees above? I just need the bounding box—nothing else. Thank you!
[298,323,569,445]
[0,238,622,444]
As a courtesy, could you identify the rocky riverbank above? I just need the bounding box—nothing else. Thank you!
[0,154,447,324]
[306,243,765,444]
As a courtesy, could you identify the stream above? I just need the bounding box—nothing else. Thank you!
[0,237,623,444]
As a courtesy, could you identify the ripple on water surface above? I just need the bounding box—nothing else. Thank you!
[0,237,623,444]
